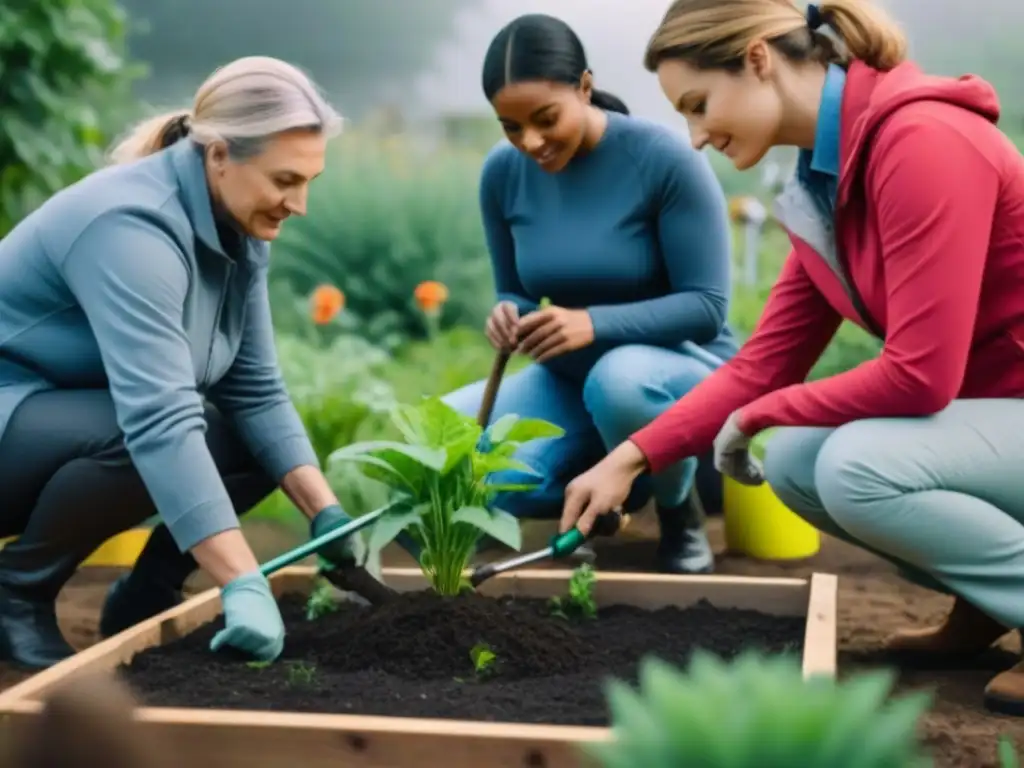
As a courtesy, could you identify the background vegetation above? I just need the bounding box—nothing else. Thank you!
[1,0,1018,524]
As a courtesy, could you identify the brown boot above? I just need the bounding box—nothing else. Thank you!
[985,661,1024,716]
[882,597,1009,657]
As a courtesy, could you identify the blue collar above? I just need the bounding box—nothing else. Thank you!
[810,63,845,177]
[169,138,227,256]
[168,139,267,267]
[796,63,846,216]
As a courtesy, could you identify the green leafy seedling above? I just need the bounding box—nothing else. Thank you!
[305,577,339,621]
[286,661,317,687]
[539,296,552,309]
[328,397,564,595]
[550,564,597,620]
[586,650,934,768]
[470,642,497,678]
[246,660,273,670]
[1000,736,1021,768]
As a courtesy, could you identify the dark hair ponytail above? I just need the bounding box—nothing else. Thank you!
[481,13,629,115]
[590,88,629,115]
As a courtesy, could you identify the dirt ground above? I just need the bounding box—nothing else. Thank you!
[10,514,1023,767]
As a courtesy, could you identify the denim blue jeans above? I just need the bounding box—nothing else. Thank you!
[442,344,716,520]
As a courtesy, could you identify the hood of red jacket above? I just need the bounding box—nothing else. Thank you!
[838,60,1001,204]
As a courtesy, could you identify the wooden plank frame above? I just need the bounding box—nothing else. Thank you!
[0,567,838,768]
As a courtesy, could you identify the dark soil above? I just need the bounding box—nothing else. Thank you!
[13,518,1024,765]
[116,589,805,725]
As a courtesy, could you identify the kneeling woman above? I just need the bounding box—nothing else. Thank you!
[558,0,1024,715]
[0,57,367,668]
[444,13,738,574]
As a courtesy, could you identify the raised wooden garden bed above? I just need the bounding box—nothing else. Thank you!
[0,566,837,768]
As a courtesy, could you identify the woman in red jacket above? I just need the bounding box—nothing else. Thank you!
[559,0,1024,714]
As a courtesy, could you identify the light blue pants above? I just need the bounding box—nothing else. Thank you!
[442,344,715,520]
[763,399,1024,629]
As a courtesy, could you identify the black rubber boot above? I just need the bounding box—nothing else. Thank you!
[0,583,76,669]
[99,524,192,638]
[655,495,714,574]
[98,573,182,639]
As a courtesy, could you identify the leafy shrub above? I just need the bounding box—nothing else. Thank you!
[275,333,396,464]
[0,0,142,235]
[269,132,496,348]
[588,651,935,768]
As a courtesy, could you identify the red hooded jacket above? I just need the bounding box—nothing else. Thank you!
[631,60,1024,473]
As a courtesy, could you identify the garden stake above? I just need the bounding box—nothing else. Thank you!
[468,510,631,587]
[476,348,510,428]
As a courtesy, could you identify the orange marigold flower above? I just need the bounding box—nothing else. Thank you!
[414,280,449,313]
[310,284,345,325]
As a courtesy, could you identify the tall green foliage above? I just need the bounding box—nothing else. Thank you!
[0,0,142,235]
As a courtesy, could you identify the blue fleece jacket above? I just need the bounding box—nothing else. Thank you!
[0,139,318,551]
[479,110,738,380]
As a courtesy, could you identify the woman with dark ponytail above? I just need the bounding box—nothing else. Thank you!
[444,13,737,575]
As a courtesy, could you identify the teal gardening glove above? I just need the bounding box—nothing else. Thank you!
[209,571,285,662]
[310,504,368,567]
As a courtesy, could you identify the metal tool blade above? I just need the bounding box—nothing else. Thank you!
[469,546,555,587]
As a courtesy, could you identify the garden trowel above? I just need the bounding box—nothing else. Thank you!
[468,510,632,588]
[257,502,413,606]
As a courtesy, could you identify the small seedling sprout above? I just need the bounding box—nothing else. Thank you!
[470,642,497,677]
[286,661,317,687]
[305,577,339,621]
[549,564,597,620]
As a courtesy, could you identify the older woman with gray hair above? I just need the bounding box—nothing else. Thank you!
[0,56,362,668]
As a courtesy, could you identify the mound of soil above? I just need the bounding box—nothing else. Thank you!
[321,590,588,680]
[116,589,805,725]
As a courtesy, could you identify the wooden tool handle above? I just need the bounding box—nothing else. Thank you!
[476,349,510,428]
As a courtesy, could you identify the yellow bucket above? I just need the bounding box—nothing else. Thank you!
[721,428,820,561]
[0,528,151,568]
[722,477,821,561]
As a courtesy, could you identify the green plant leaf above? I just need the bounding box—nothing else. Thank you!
[473,452,538,477]
[485,414,520,443]
[853,688,933,767]
[328,440,447,495]
[999,735,1020,768]
[395,398,482,473]
[366,505,424,556]
[598,679,668,765]
[806,669,901,764]
[389,402,429,444]
[484,482,542,493]
[491,416,565,445]
[451,505,522,550]
[330,440,446,470]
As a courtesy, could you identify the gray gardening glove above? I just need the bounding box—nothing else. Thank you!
[713,411,764,486]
